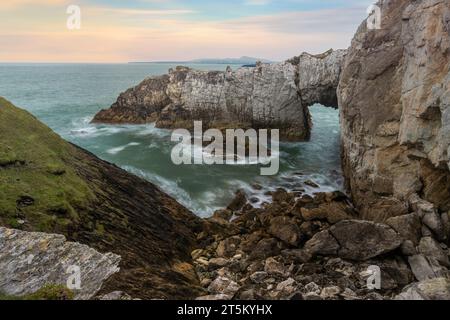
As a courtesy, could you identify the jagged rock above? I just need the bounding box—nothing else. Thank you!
[248,238,281,261]
[329,220,402,261]
[208,258,229,270]
[408,254,449,281]
[304,230,339,256]
[0,227,120,300]
[422,211,447,242]
[264,258,287,277]
[386,213,422,245]
[303,282,321,295]
[216,236,241,258]
[250,272,268,284]
[395,278,450,300]
[93,50,347,140]
[208,276,240,296]
[99,291,134,300]
[268,216,301,246]
[339,0,450,220]
[281,249,312,264]
[276,278,296,294]
[320,286,341,300]
[400,240,417,256]
[417,237,450,267]
[227,190,247,212]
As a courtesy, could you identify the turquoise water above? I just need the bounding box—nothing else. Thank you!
[0,63,342,217]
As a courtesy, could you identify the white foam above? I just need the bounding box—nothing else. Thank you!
[106,142,141,155]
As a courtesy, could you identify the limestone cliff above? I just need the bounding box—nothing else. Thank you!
[0,227,120,300]
[338,0,450,221]
[92,49,346,140]
[0,97,204,299]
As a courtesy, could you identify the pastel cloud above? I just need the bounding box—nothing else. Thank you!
[0,0,371,62]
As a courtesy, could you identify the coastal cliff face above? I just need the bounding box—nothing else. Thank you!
[0,97,204,299]
[339,0,450,221]
[92,50,346,140]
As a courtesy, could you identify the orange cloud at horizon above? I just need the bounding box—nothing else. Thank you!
[0,4,364,63]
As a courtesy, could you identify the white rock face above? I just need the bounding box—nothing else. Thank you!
[0,227,121,300]
[93,49,347,140]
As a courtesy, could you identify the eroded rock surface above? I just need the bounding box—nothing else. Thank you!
[338,0,450,220]
[0,227,120,300]
[93,50,346,140]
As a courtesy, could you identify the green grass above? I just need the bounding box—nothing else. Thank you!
[0,97,96,233]
[0,285,74,300]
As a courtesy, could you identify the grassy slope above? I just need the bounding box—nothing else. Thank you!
[0,97,205,299]
[0,97,95,232]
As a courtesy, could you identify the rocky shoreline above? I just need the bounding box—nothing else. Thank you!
[190,189,450,300]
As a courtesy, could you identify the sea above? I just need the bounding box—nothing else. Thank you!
[0,63,343,217]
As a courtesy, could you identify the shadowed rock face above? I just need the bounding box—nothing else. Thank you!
[92,49,347,140]
[338,0,450,221]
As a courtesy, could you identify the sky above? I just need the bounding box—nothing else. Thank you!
[0,0,375,63]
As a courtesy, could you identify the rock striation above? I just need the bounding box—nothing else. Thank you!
[92,50,347,140]
[338,0,450,221]
[0,227,120,300]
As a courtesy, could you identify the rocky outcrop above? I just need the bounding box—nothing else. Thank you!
[338,0,450,221]
[0,227,120,300]
[192,189,450,300]
[0,97,204,299]
[92,49,347,140]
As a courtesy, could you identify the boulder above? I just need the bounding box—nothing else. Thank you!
[395,278,450,300]
[417,237,450,267]
[408,254,449,281]
[227,190,247,212]
[208,276,240,296]
[216,236,241,258]
[264,258,288,277]
[248,238,281,261]
[268,216,302,246]
[0,227,120,300]
[330,220,402,261]
[304,230,339,256]
[386,213,422,245]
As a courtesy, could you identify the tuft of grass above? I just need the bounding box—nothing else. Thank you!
[0,97,96,233]
[0,284,74,301]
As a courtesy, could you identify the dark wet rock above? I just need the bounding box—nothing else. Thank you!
[304,180,320,188]
[304,230,339,257]
[330,220,402,261]
[217,236,241,258]
[248,238,282,261]
[227,190,247,212]
[281,249,312,264]
[268,216,302,246]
